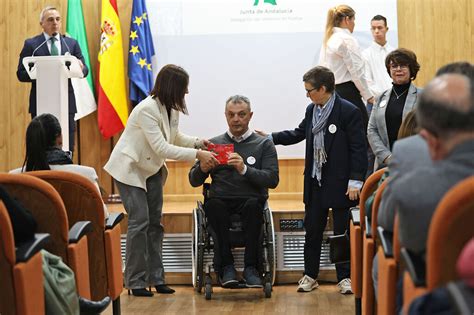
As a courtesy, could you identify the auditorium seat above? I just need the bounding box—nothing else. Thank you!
[0,173,92,299]
[376,215,400,315]
[402,175,474,313]
[361,178,388,315]
[0,200,49,315]
[28,170,124,315]
[350,167,386,314]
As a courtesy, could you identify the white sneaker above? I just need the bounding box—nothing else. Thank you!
[337,278,353,294]
[297,275,319,292]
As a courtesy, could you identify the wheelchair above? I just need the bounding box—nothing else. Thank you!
[192,184,276,300]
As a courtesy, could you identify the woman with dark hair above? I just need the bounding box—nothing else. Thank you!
[367,48,422,170]
[104,64,218,297]
[11,114,104,205]
[22,113,71,171]
[319,4,374,129]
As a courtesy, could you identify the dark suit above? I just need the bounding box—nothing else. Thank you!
[272,94,367,281]
[17,33,89,151]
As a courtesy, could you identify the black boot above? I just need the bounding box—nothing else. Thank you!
[78,296,111,314]
[155,285,175,294]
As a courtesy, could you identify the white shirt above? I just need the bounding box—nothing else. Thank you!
[362,41,395,99]
[226,129,253,175]
[318,27,373,101]
[43,32,61,55]
[226,129,253,143]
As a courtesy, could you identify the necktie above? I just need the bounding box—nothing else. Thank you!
[50,37,59,56]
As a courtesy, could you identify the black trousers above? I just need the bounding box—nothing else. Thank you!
[304,185,351,282]
[31,112,76,152]
[205,198,263,269]
[336,81,369,131]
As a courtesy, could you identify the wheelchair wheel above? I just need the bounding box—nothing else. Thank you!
[263,207,276,285]
[264,281,272,298]
[205,283,212,300]
[192,205,205,293]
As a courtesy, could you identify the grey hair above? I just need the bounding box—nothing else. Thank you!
[40,6,58,22]
[225,95,251,111]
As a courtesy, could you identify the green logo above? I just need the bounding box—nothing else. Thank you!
[254,0,277,5]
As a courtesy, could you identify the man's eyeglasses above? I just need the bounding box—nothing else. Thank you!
[305,87,318,94]
[389,64,409,71]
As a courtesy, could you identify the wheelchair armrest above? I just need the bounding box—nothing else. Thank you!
[365,216,372,238]
[69,221,92,244]
[197,200,204,210]
[16,233,50,263]
[350,207,360,225]
[105,212,124,230]
[377,226,393,258]
[401,247,426,287]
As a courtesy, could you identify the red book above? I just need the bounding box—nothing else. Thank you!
[207,143,234,164]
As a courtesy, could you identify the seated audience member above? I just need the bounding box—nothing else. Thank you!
[378,61,474,234]
[373,62,474,314]
[391,73,474,259]
[408,238,474,315]
[367,48,421,171]
[0,186,110,315]
[189,95,279,288]
[371,109,419,308]
[10,113,107,215]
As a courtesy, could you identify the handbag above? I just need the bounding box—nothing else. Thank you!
[42,250,80,315]
[327,230,350,264]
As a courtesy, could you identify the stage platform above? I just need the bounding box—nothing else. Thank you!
[107,196,338,285]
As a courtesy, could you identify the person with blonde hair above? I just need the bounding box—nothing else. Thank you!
[319,4,374,129]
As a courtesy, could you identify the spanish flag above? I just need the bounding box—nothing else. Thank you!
[97,0,128,138]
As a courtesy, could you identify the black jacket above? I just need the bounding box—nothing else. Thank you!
[272,94,367,208]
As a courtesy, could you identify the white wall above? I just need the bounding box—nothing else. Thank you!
[147,0,398,157]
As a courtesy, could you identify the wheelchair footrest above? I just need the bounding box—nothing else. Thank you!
[220,281,264,289]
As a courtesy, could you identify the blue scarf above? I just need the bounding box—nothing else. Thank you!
[311,93,336,185]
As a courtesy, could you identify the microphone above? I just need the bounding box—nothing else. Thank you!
[31,36,49,57]
[61,34,71,55]
[60,35,72,70]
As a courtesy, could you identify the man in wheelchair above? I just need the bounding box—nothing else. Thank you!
[189,95,279,288]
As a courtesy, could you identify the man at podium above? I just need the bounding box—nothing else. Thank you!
[16,6,88,152]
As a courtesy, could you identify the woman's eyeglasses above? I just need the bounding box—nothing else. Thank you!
[390,64,409,71]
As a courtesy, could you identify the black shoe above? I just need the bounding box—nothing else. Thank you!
[78,296,111,314]
[220,264,238,288]
[243,266,263,288]
[130,288,154,297]
[155,285,175,294]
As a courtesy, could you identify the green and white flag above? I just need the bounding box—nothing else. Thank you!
[66,0,97,120]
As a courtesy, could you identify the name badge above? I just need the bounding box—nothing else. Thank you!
[380,100,387,108]
[328,124,337,134]
[247,156,256,165]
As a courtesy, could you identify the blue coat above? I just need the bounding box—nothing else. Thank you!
[16,34,89,116]
[272,94,367,209]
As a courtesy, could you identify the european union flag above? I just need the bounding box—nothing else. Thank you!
[128,0,155,105]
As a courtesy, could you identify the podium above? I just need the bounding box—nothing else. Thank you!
[22,55,84,151]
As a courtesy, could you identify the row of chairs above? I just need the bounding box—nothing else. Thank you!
[0,171,125,315]
[350,169,474,315]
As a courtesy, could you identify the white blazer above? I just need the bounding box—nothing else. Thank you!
[104,96,200,190]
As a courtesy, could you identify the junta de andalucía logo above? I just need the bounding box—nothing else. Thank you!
[254,0,277,6]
